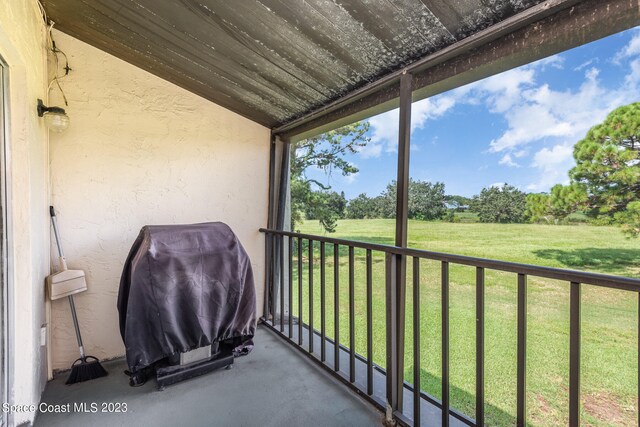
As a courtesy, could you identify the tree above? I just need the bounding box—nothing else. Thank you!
[304,191,347,220]
[302,191,347,233]
[371,196,387,218]
[290,122,370,231]
[327,191,348,219]
[377,182,398,219]
[525,192,553,223]
[346,193,379,219]
[548,184,588,218]
[471,184,527,223]
[615,201,640,238]
[376,179,447,220]
[525,184,587,223]
[409,180,447,220]
[569,102,639,231]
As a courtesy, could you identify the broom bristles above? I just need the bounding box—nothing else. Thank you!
[66,356,108,385]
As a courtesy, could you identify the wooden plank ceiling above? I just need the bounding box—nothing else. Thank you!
[42,0,545,128]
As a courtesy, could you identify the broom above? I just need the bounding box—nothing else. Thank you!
[49,206,108,384]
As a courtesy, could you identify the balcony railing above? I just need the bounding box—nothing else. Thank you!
[260,228,640,427]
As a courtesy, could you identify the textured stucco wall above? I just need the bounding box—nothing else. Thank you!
[0,1,50,425]
[48,32,269,371]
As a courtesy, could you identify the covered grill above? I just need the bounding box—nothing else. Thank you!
[118,222,256,387]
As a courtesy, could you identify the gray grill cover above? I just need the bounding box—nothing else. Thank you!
[117,222,256,374]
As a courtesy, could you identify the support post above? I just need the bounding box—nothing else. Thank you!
[276,139,291,231]
[395,71,412,247]
[393,71,412,412]
[264,134,277,320]
[273,138,290,324]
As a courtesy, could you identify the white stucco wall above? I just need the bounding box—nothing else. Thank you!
[48,32,269,371]
[0,1,50,425]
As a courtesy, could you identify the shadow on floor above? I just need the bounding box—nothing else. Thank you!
[415,367,517,427]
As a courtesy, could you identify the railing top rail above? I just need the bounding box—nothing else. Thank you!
[260,228,640,292]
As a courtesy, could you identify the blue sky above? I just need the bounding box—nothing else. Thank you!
[303,26,640,199]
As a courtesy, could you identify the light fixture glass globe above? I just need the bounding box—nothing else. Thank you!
[43,111,70,133]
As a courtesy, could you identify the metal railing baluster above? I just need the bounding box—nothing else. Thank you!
[413,257,421,427]
[321,242,326,362]
[442,261,450,427]
[476,267,485,426]
[265,234,270,322]
[309,239,314,354]
[569,281,581,427]
[288,236,293,339]
[334,243,340,372]
[280,236,284,332]
[349,246,356,383]
[298,237,303,346]
[385,253,400,413]
[271,236,276,322]
[366,249,373,395]
[517,273,527,427]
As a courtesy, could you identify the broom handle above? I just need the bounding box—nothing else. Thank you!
[68,295,85,358]
[49,206,68,271]
[50,206,85,358]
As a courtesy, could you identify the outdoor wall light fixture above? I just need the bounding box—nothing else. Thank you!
[37,99,70,133]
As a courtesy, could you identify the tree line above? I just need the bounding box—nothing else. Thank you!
[294,180,530,232]
[292,102,639,237]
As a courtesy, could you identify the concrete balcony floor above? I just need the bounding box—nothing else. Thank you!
[35,325,382,427]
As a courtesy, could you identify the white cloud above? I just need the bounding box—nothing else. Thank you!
[531,143,573,168]
[490,182,507,189]
[499,153,520,167]
[357,141,383,159]
[366,110,398,156]
[489,101,573,152]
[527,143,574,191]
[573,58,596,71]
[472,68,535,113]
[625,58,640,86]
[365,95,456,157]
[614,29,640,63]
[343,172,359,184]
[532,54,565,70]
[411,96,456,131]
[489,61,639,156]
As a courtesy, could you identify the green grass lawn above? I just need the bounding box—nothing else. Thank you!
[287,219,639,426]
[453,211,480,223]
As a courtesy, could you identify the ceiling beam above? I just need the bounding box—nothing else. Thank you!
[276,0,640,142]
[418,0,465,38]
